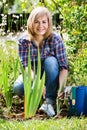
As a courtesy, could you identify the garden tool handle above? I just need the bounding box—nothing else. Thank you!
[72,87,76,105]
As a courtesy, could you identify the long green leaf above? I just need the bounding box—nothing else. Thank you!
[22,47,45,118]
[13,58,19,81]
[32,72,45,115]
[2,60,12,110]
[29,48,41,114]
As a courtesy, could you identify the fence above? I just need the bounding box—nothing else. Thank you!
[0,12,61,33]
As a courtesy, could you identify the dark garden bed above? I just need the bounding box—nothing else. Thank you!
[0,93,68,121]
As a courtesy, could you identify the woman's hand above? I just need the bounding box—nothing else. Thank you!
[58,69,68,99]
[58,91,64,99]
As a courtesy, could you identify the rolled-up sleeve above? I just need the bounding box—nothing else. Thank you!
[54,35,68,70]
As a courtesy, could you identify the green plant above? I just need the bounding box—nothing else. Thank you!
[67,43,87,86]
[57,78,67,115]
[1,57,19,111]
[13,58,19,81]
[61,3,87,86]
[21,48,45,118]
[2,60,13,111]
[73,47,87,86]
[62,3,87,52]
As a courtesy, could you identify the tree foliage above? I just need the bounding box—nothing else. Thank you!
[60,2,87,86]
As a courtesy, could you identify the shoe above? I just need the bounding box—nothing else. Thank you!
[39,102,55,117]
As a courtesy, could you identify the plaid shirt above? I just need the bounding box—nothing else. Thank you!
[18,32,68,70]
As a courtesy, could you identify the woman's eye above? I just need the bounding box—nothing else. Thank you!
[34,21,38,23]
[34,20,47,24]
[42,21,47,23]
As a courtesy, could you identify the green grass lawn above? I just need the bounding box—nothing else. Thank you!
[0,117,87,130]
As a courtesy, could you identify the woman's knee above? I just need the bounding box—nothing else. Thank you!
[13,75,24,96]
[44,56,59,73]
[13,82,24,96]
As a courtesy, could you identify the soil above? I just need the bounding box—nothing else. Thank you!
[0,93,68,121]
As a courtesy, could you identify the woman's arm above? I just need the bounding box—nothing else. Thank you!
[58,69,68,98]
[53,34,68,97]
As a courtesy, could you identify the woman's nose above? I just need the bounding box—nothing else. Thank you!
[39,22,43,27]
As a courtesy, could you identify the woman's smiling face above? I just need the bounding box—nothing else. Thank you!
[32,15,49,36]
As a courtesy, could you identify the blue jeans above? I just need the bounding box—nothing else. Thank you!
[13,56,59,104]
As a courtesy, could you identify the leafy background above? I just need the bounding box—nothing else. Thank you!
[0,0,87,86]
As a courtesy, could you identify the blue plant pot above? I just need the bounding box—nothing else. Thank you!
[75,86,85,115]
[68,86,87,116]
[84,87,87,115]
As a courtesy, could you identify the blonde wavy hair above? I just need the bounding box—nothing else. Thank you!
[27,6,53,41]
